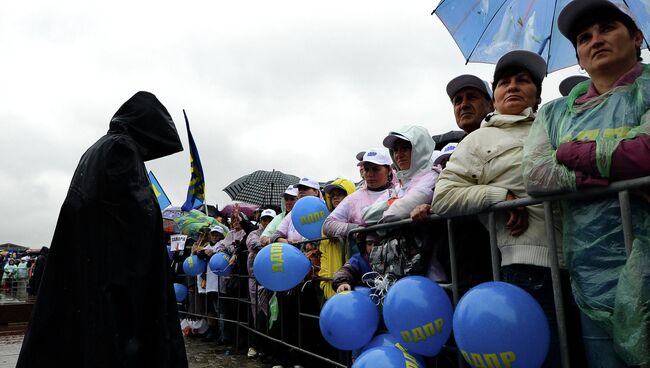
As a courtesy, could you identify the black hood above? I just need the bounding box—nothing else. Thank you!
[108,91,183,161]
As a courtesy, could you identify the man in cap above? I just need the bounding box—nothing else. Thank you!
[524,1,650,366]
[432,74,495,151]
[413,75,494,221]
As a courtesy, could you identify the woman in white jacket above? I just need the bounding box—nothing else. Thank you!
[431,50,568,367]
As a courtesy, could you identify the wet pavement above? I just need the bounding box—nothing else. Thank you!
[0,334,270,368]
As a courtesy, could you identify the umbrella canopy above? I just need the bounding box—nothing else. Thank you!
[223,170,300,208]
[433,0,650,73]
[221,202,260,219]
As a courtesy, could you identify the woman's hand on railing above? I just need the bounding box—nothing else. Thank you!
[410,204,432,222]
[505,191,529,237]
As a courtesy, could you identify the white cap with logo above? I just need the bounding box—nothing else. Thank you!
[296,177,320,190]
[360,148,392,166]
[260,209,277,219]
[284,185,299,197]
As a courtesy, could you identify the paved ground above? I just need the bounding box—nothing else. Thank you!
[0,334,270,368]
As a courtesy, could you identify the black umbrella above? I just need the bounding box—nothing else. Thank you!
[223,170,300,207]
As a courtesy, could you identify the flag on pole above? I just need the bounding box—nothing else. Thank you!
[148,171,172,210]
[181,110,206,211]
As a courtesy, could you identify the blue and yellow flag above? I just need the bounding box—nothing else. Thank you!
[148,171,172,210]
[181,110,206,211]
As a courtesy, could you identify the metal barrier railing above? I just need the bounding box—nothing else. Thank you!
[177,175,650,368]
[0,278,30,302]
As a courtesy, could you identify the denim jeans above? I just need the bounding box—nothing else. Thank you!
[501,264,564,368]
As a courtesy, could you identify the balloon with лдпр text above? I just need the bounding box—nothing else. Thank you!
[353,345,423,368]
[383,276,453,357]
[453,281,549,368]
[291,196,329,240]
[319,290,379,350]
[208,252,231,276]
[253,242,311,291]
[183,254,206,276]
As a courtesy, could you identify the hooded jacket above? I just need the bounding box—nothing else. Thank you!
[17,92,187,368]
[363,125,438,223]
[319,178,356,299]
[432,108,562,269]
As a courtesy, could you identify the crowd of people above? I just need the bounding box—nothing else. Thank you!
[13,1,650,367]
[0,247,49,300]
[169,2,650,367]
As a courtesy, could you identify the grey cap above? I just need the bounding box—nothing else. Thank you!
[559,75,590,96]
[494,50,547,84]
[446,74,493,100]
[558,0,639,42]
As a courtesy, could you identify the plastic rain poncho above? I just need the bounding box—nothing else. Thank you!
[522,65,650,365]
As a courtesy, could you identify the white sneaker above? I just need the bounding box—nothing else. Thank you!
[271,365,284,368]
[247,347,258,358]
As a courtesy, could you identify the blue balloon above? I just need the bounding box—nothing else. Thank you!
[319,290,379,350]
[253,242,311,291]
[173,283,188,302]
[291,196,329,240]
[383,276,453,357]
[353,346,423,368]
[208,252,231,276]
[453,281,550,368]
[182,255,206,276]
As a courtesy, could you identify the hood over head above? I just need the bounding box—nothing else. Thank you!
[384,125,435,183]
[108,91,183,161]
[323,177,357,211]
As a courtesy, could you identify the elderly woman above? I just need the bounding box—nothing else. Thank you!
[523,1,650,366]
[432,50,569,367]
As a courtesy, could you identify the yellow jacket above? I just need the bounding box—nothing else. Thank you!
[320,178,356,300]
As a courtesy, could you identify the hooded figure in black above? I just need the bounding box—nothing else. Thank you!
[17,91,188,367]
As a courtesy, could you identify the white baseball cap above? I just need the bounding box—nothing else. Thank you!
[434,142,458,166]
[209,226,224,234]
[284,185,299,197]
[360,148,392,166]
[296,176,320,190]
[260,209,277,219]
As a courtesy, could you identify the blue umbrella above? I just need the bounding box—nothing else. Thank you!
[433,0,650,73]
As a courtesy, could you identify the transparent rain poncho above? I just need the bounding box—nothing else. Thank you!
[523,65,650,365]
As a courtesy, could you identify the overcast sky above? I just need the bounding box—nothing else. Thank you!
[1,0,603,248]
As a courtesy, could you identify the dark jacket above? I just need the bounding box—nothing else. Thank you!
[331,253,372,292]
[18,92,187,368]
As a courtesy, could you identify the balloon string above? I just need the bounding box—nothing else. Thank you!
[362,272,395,305]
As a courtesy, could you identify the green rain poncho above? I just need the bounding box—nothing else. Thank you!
[523,65,650,365]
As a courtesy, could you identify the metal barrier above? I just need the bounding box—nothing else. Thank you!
[0,278,30,302]
[177,175,650,368]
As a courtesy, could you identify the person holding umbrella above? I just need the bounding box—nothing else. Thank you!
[524,1,650,366]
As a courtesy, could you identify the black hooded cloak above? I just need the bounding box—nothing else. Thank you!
[17,92,188,367]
